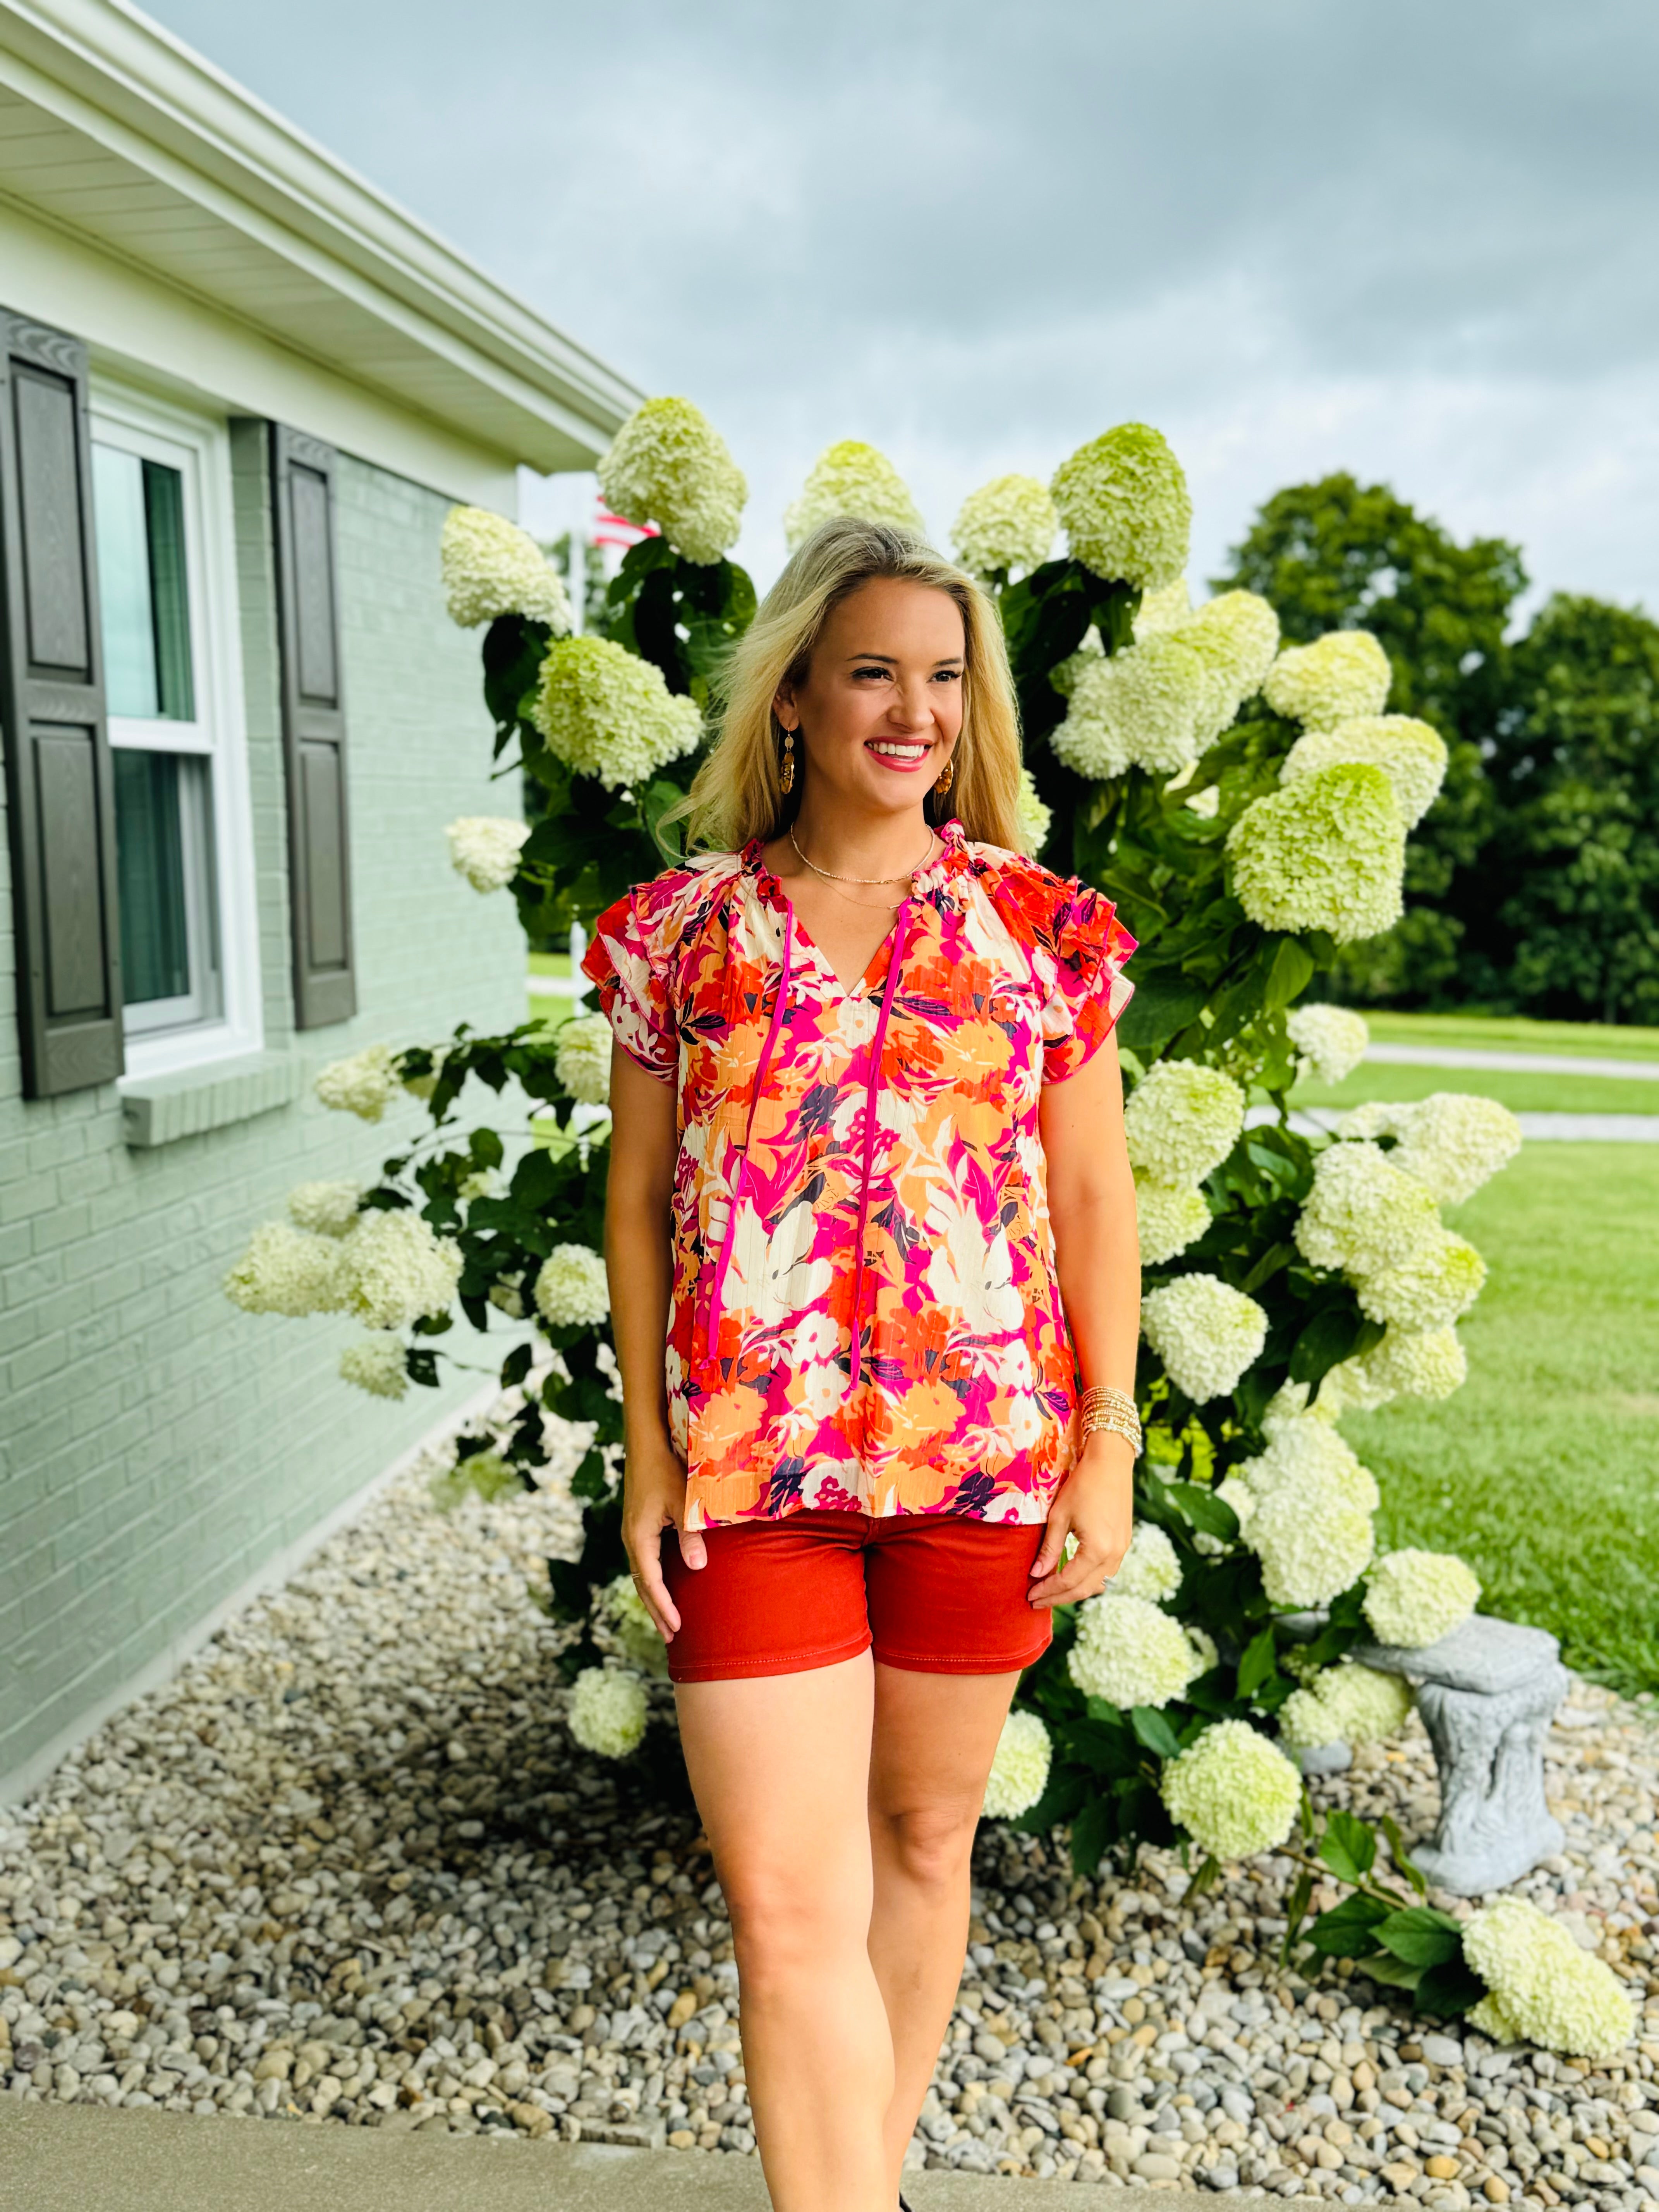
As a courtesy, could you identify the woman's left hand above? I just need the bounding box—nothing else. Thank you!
[1027,1432,1136,1609]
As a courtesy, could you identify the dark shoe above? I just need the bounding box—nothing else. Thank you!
[900,2198,914,2211]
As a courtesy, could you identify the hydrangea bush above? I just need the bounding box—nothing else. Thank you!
[222,398,1626,2054]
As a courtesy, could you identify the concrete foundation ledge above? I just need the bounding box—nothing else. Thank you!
[0,2099,1322,2211]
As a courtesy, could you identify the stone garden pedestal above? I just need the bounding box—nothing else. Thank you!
[1285,1614,1570,1896]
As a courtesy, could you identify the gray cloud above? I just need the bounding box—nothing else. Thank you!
[147,0,1659,605]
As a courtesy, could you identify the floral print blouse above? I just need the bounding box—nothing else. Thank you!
[582,820,1135,1531]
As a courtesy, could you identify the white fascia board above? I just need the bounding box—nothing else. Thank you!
[0,0,644,462]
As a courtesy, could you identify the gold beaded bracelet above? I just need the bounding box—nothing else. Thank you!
[1079,1384,1142,1456]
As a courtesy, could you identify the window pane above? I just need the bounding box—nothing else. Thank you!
[144,461,194,720]
[94,445,158,717]
[92,445,194,719]
[115,748,190,1004]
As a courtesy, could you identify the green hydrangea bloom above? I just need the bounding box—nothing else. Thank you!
[1295,1140,1443,1275]
[533,1243,610,1328]
[1338,1092,1522,1206]
[1264,630,1391,729]
[1068,1595,1197,1708]
[1051,633,1207,779]
[1281,714,1448,830]
[1240,1410,1380,1515]
[532,634,702,792]
[1160,1719,1303,1860]
[598,1574,670,1678]
[441,505,572,631]
[1353,1227,1487,1330]
[1462,1896,1635,2057]
[951,473,1056,578]
[287,1179,361,1238]
[1356,1324,1468,1402]
[1140,1274,1269,1403]
[1362,1547,1481,1647]
[1277,1662,1413,1751]
[223,1222,350,1317]
[567,1664,648,1758]
[1286,1003,1370,1085]
[598,396,747,566]
[338,1331,407,1401]
[341,1211,464,1332]
[554,1012,612,1106]
[784,441,924,548]
[1226,764,1406,943]
[982,1708,1053,1818]
[1015,767,1051,852]
[1171,590,1281,745]
[1104,1521,1182,1603]
[1134,1177,1212,1266]
[1050,423,1191,589]
[1246,1474,1376,1608]
[1124,1060,1246,1186]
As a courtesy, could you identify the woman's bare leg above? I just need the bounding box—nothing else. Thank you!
[675,1653,893,2212]
[866,1664,1023,2186]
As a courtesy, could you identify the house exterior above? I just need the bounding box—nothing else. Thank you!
[0,0,640,1799]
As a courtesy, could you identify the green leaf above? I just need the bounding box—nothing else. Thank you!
[1130,1706,1183,1759]
[1304,1893,1393,1958]
[1353,1950,1425,1990]
[1415,1955,1486,2018]
[1379,1815,1429,1897]
[1283,1867,1315,1955]
[1116,973,1209,1056]
[1316,1810,1377,1886]
[1166,1481,1238,1542]
[1184,1853,1221,1902]
[1236,1627,1278,1697]
[1373,1905,1464,1968]
[1262,936,1316,1010]
[1288,1300,1367,1387]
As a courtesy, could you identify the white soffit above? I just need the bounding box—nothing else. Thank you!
[0,0,642,471]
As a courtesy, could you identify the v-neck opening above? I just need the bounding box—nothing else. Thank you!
[785,902,903,1004]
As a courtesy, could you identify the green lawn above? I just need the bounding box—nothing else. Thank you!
[1341,1144,1659,1698]
[1292,1062,1659,1116]
[1362,1009,1659,1062]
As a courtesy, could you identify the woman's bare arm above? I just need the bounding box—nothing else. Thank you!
[605,1042,705,1637]
[1027,1031,1142,1606]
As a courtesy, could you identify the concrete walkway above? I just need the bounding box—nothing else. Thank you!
[1247,1104,1659,1143]
[0,2100,1314,2212]
[1365,1041,1659,1080]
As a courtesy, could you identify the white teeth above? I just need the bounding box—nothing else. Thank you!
[869,742,927,759]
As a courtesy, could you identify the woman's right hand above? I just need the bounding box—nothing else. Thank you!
[622,1433,706,1641]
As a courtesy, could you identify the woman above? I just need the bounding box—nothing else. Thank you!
[582,517,1141,2212]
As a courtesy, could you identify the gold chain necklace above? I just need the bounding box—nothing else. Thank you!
[788,823,935,886]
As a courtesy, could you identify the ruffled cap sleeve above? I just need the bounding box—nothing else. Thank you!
[1038,879,1137,1084]
[581,883,678,1082]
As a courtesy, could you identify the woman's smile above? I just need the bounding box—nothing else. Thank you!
[865,736,935,771]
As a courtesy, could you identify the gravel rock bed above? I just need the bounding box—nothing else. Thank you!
[2,1438,1657,2207]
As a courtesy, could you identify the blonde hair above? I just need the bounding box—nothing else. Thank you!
[675,516,1027,854]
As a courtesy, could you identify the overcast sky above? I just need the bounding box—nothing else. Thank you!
[149,0,1659,614]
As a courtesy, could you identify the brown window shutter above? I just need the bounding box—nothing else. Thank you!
[0,308,124,1098]
[271,422,356,1029]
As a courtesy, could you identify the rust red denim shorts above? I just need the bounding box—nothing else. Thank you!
[659,1508,1054,1684]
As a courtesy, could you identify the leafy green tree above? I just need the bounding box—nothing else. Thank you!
[1216,474,1525,1005]
[1479,595,1659,1024]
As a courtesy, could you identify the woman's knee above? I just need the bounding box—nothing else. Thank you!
[872,1796,980,1891]
[721,1863,869,1980]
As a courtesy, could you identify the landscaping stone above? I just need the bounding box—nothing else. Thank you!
[1,1435,1656,2205]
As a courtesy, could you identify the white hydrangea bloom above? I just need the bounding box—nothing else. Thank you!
[1240,1412,1380,1515]
[445,815,530,894]
[982,1708,1053,1819]
[1462,1897,1635,2058]
[1362,1548,1481,1647]
[1050,423,1191,590]
[341,1210,464,1332]
[1312,1350,1396,1417]
[338,1331,407,1401]
[951,474,1057,578]
[223,1222,349,1317]
[597,396,747,565]
[1277,1663,1413,1751]
[1194,1472,1257,1556]
[1294,1140,1443,1275]
[1160,1719,1303,1860]
[567,1665,648,1759]
[1140,1275,1269,1404]
[1051,633,1207,780]
[314,1043,399,1123]
[1263,630,1391,730]
[1281,714,1448,829]
[1353,1227,1487,1330]
[532,635,702,792]
[441,505,572,632]
[1015,768,1051,852]
[1360,1324,1468,1401]
[554,1012,613,1105]
[1171,590,1281,744]
[1286,1003,1370,1085]
[1105,1521,1182,1603]
[1336,1092,1523,1206]
[1226,764,1406,943]
[1124,1060,1246,1187]
[1134,1177,1212,1266]
[1133,575,1192,639]
[784,441,925,548]
[1246,1474,1376,1609]
[534,1243,610,1328]
[1068,1594,1197,1709]
[598,1573,670,1678]
[287,1179,361,1238]
[1049,627,1102,698]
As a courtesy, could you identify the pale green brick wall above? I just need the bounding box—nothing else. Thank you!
[0,430,530,1791]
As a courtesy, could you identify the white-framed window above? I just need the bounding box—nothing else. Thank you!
[89,383,261,1077]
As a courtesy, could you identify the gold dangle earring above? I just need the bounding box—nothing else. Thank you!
[780,723,796,794]
[935,750,955,796]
